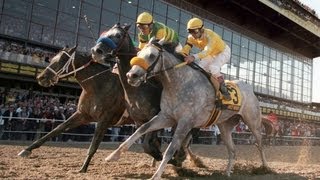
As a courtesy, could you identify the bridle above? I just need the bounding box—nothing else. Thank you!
[134,43,188,82]
[96,26,137,64]
[44,50,92,84]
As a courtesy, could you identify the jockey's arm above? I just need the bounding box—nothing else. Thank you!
[180,36,195,56]
[138,39,147,50]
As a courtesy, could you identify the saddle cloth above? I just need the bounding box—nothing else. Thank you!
[221,80,242,111]
[202,81,243,127]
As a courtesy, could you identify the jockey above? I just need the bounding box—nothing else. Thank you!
[136,12,182,52]
[180,17,231,101]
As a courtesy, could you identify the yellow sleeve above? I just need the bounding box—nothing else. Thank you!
[180,35,195,55]
[155,28,166,41]
[138,42,146,49]
[138,35,146,49]
[196,29,225,59]
[181,44,191,55]
[197,30,216,59]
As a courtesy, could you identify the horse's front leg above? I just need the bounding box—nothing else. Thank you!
[105,114,175,162]
[79,114,115,173]
[151,119,193,180]
[18,112,84,157]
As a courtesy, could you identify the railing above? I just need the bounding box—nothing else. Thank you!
[1,116,320,146]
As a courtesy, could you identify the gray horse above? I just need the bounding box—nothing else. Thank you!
[106,40,268,179]
[91,23,202,167]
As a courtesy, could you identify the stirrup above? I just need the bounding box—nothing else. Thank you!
[222,93,231,101]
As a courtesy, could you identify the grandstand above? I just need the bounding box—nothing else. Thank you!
[0,0,320,143]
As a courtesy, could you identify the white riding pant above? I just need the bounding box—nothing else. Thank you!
[194,45,230,77]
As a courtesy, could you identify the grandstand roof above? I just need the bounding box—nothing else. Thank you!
[167,0,320,59]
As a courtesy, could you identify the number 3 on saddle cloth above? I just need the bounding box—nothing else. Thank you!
[202,80,243,127]
[221,80,242,110]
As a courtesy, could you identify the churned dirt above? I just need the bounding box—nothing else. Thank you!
[0,141,319,179]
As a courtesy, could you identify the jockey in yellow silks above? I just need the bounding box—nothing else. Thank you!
[181,18,231,101]
[136,12,182,52]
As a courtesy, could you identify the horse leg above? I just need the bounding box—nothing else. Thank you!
[142,131,163,162]
[18,112,84,157]
[105,114,175,162]
[248,122,268,168]
[218,122,236,176]
[79,118,111,173]
[151,121,193,180]
[183,129,206,168]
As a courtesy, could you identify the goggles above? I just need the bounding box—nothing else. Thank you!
[137,24,150,30]
[187,28,200,34]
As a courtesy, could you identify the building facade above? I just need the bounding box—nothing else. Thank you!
[0,0,319,121]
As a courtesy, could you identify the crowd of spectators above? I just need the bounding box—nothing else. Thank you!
[0,87,137,142]
[0,39,56,63]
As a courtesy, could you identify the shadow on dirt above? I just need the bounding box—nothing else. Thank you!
[119,164,306,180]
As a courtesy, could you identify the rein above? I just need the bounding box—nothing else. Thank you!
[144,45,188,80]
[45,51,92,82]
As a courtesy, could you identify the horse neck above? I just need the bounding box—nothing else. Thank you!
[73,55,110,92]
[157,52,215,96]
[157,53,191,87]
[116,42,136,89]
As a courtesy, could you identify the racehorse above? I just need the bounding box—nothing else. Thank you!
[90,23,202,167]
[18,46,127,172]
[106,39,268,179]
[262,115,282,145]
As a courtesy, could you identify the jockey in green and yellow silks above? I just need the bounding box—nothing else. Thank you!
[136,12,181,52]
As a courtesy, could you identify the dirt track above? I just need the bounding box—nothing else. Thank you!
[0,141,319,179]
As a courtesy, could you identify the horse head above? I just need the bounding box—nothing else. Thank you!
[91,23,134,66]
[37,45,92,87]
[126,38,175,87]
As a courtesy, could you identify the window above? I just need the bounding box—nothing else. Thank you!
[32,5,56,26]
[3,0,32,19]
[154,1,167,15]
[56,12,77,32]
[121,1,137,19]
[59,0,80,16]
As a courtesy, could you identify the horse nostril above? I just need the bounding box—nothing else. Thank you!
[96,48,103,55]
[127,72,136,79]
[128,73,138,79]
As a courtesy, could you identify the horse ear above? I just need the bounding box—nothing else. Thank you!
[123,23,131,31]
[69,44,77,54]
[113,23,120,28]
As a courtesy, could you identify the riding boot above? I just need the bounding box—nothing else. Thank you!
[217,76,231,101]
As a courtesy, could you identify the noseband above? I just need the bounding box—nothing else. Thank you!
[96,27,137,62]
[45,50,92,84]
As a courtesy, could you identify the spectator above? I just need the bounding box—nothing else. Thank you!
[212,125,221,145]
[2,105,18,140]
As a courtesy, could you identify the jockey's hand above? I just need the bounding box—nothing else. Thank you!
[135,47,141,52]
[184,55,195,64]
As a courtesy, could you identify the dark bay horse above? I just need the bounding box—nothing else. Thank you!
[106,40,268,179]
[18,46,127,172]
[91,24,200,167]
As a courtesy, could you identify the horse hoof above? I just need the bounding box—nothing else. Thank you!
[105,152,120,162]
[78,168,87,173]
[18,150,32,157]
